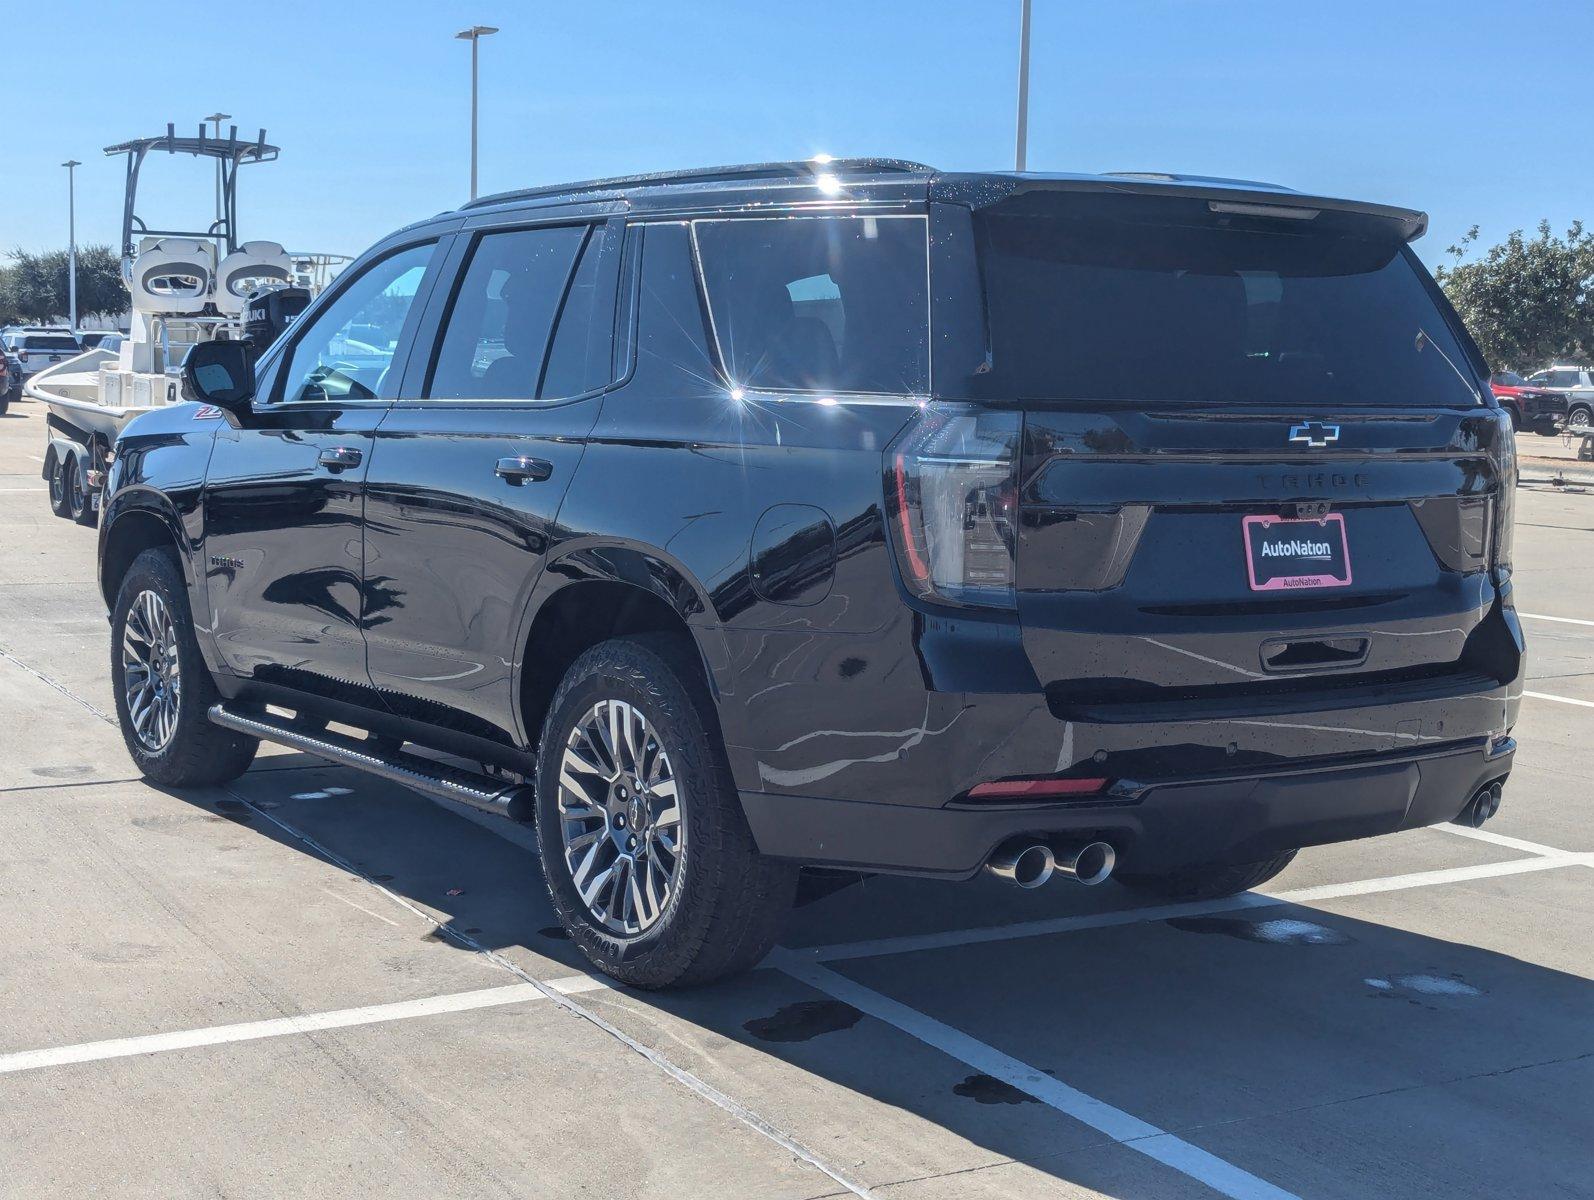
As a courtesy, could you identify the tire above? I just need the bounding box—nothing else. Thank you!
[1117,849,1298,902]
[535,634,797,989]
[47,453,70,518]
[62,456,91,525]
[1505,404,1522,432]
[111,547,258,786]
[1569,403,1592,430]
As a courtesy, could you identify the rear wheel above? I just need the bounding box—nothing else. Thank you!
[63,456,91,525]
[1569,403,1592,430]
[1117,849,1298,902]
[536,634,797,988]
[111,548,258,786]
[1505,404,1522,432]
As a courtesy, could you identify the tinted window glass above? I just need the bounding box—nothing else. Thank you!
[428,225,587,400]
[540,229,612,398]
[695,215,929,394]
[1492,371,1525,386]
[1550,369,1581,388]
[24,335,80,352]
[955,198,1481,408]
[279,243,433,404]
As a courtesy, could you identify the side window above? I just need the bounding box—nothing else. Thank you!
[540,231,614,399]
[1551,369,1579,388]
[277,243,434,404]
[693,215,930,395]
[426,225,587,400]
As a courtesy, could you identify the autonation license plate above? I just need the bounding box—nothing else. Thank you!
[1242,513,1352,591]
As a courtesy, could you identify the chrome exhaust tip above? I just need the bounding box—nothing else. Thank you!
[1055,840,1116,886]
[985,840,1057,889]
[1452,782,1503,828]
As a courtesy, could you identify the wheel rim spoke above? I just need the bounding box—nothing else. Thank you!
[559,697,685,937]
[121,589,179,753]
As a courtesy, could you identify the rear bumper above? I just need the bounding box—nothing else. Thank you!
[741,735,1515,878]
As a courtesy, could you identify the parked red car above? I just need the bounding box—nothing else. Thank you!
[1490,371,1566,435]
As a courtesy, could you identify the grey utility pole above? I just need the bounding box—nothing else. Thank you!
[1015,0,1032,171]
[455,25,499,200]
[205,112,231,229]
[62,159,80,331]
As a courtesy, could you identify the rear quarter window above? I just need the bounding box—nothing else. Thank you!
[693,214,929,395]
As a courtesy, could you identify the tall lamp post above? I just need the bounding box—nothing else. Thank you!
[455,25,499,201]
[62,160,80,332]
[1014,0,1032,171]
[205,112,231,230]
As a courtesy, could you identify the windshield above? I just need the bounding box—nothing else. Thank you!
[945,196,1478,409]
[1493,371,1526,386]
[23,335,80,352]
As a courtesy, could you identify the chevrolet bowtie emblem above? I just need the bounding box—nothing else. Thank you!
[1289,421,1340,448]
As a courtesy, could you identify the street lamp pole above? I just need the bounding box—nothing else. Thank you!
[62,160,80,331]
[205,112,231,231]
[1014,0,1032,171]
[455,25,499,200]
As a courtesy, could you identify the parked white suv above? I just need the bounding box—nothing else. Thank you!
[1,327,82,386]
[1527,364,1594,428]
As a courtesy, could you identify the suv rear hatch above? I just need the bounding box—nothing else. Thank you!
[905,179,1514,764]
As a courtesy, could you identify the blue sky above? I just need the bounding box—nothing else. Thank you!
[7,0,1589,271]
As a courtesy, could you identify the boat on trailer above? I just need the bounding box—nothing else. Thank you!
[28,123,343,520]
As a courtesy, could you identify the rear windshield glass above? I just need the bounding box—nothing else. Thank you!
[24,335,80,352]
[956,199,1478,408]
[694,215,929,395]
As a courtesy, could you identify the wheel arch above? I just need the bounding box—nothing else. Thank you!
[515,542,737,753]
[99,489,194,612]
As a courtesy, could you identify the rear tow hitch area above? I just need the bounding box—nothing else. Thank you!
[985,838,1116,888]
[1451,780,1505,828]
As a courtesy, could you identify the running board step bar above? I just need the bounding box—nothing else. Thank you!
[207,703,534,821]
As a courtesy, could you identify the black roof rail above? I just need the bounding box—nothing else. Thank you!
[462,157,936,210]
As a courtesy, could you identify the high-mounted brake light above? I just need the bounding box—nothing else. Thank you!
[885,403,1021,609]
[967,777,1111,800]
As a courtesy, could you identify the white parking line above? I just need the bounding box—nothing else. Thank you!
[1525,689,1594,709]
[1520,612,1594,627]
[0,978,606,1077]
[773,950,1301,1200]
[795,853,1585,965]
[1437,823,1577,857]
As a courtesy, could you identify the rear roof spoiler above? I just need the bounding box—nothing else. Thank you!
[930,173,1428,242]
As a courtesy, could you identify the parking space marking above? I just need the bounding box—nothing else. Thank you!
[772,950,1300,1200]
[0,978,607,1077]
[1520,612,1594,628]
[227,787,880,1200]
[1524,689,1594,709]
[1437,823,1577,858]
[797,853,1585,964]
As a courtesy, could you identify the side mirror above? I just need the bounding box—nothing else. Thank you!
[181,339,256,423]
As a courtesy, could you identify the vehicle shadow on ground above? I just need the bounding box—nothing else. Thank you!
[162,758,1594,1199]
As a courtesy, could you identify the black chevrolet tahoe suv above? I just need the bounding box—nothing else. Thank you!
[99,159,1524,987]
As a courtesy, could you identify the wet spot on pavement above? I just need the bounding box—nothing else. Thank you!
[31,764,93,779]
[953,1073,1039,1105]
[1167,916,1350,945]
[743,1000,862,1043]
[211,799,253,824]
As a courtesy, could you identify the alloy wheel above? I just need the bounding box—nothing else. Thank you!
[557,698,685,936]
[122,589,181,752]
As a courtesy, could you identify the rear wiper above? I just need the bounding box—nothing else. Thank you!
[1414,328,1483,405]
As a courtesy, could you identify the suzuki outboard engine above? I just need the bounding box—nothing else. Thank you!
[244,285,311,350]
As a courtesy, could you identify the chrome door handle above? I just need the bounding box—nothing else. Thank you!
[495,456,553,484]
[317,446,363,470]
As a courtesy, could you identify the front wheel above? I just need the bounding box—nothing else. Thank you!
[1117,849,1298,902]
[1569,403,1593,430]
[111,548,258,786]
[536,635,796,989]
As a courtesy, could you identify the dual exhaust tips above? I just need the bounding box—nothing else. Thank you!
[1451,781,1504,829]
[985,838,1116,889]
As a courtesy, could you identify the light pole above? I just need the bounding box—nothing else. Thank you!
[205,112,231,230]
[1014,0,1032,171]
[62,160,80,332]
[455,25,499,200]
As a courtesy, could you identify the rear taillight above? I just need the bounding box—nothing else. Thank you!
[16,349,28,362]
[1491,410,1515,583]
[886,403,1021,609]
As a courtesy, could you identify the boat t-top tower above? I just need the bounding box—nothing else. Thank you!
[104,123,291,376]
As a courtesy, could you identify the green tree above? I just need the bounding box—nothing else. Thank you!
[1435,221,1594,371]
[0,245,127,325]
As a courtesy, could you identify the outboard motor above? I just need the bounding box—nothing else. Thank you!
[245,285,311,351]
